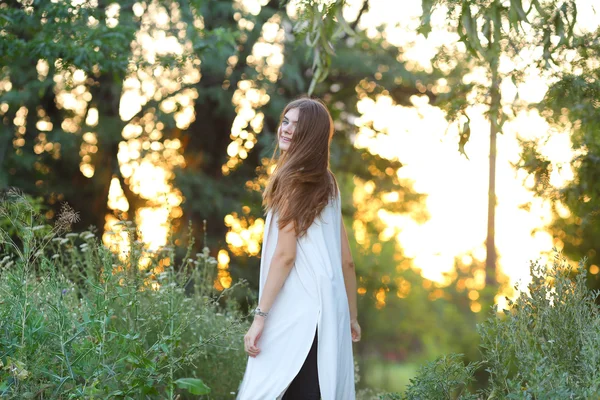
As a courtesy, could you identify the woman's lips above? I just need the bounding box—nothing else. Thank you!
[281,136,291,143]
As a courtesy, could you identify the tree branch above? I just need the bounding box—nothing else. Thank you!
[351,0,369,31]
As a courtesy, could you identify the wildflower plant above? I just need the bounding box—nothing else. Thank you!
[0,189,248,399]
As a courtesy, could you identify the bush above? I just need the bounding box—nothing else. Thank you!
[384,253,600,399]
[401,354,479,400]
[0,189,248,399]
[479,255,600,398]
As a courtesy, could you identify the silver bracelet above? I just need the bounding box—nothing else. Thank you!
[254,307,268,318]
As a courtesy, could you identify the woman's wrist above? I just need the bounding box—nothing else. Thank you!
[254,306,269,319]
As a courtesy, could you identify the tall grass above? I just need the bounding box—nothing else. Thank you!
[0,189,248,399]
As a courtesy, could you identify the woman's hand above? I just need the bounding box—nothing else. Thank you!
[350,319,361,342]
[244,316,265,357]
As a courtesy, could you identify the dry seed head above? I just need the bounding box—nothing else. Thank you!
[6,187,23,198]
[56,202,80,231]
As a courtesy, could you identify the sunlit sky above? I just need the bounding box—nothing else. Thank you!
[90,0,599,298]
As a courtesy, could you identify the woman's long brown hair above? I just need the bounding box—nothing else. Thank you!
[263,97,338,237]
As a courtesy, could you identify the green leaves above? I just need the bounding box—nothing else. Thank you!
[384,254,600,398]
[459,3,485,59]
[403,354,481,399]
[175,378,211,395]
[509,0,529,29]
[0,1,131,76]
[0,0,238,81]
[478,256,600,396]
[293,0,356,95]
[423,0,580,155]
[458,119,471,160]
[418,0,435,37]
[520,37,600,293]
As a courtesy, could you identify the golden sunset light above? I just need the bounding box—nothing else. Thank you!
[343,0,599,302]
[97,0,597,301]
[0,0,600,400]
[5,0,600,397]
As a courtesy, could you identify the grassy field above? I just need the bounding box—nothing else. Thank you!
[363,360,419,393]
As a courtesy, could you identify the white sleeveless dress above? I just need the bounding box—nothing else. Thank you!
[236,192,355,400]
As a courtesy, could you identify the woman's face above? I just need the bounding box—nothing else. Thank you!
[278,108,300,152]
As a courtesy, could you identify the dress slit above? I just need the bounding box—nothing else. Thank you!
[279,324,320,400]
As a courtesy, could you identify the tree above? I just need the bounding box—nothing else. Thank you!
[419,0,578,293]
[1,0,428,295]
[517,20,600,290]
[0,0,238,232]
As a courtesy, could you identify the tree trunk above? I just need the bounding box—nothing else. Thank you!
[486,45,501,288]
[177,0,281,242]
[486,98,498,287]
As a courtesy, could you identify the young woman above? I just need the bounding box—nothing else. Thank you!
[236,97,361,400]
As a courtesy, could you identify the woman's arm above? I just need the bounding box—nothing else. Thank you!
[257,221,297,313]
[244,221,297,357]
[341,218,361,342]
[341,218,358,321]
